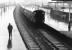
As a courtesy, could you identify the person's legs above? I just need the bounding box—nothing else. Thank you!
[9,31,10,40]
[10,32,12,40]
[9,30,12,40]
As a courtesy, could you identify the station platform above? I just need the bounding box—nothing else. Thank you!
[0,5,27,50]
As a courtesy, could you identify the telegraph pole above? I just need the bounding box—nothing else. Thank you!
[68,3,71,31]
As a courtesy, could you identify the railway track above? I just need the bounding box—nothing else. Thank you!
[23,17,70,50]
[14,5,72,50]
[23,8,72,50]
[13,6,42,50]
[38,29,69,50]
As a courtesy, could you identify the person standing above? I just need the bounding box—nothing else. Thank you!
[7,23,13,49]
[8,23,13,40]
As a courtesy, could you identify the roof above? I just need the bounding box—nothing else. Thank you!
[52,0,72,1]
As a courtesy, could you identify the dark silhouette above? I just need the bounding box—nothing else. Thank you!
[7,23,13,49]
[33,10,45,23]
[33,10,45,28]
[8,23,13,40]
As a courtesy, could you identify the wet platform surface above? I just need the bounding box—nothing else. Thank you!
[0,5,27,50]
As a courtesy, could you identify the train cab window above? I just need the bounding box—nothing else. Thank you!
[61,7,65,9]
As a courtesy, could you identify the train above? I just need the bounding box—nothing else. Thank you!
[33,10,45,24]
